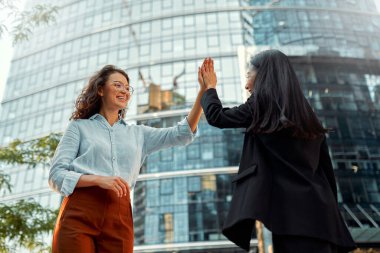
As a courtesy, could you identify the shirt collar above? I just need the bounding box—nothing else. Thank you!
[89,113,127,126]
[89,114,100,120]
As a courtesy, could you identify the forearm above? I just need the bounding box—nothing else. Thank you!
[187,90,205,132]
[76,174,101,188]
[201,89,253,128]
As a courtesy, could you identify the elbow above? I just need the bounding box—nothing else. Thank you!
[48,170,59,193]
[177,134,195,147]
[184,135,195,146]
[48,167,55,188]
[206,118,218,128]
[203,107,224,129]
[48,166,64,195]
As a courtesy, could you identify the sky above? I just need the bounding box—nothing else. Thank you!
[0,0,25,105]
[0,1,380,105]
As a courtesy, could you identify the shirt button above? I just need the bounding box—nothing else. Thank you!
[112,157,116,161]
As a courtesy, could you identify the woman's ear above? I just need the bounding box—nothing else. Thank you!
[98,86,104,97]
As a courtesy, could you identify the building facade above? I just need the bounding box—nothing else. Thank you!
[0,0,380,252]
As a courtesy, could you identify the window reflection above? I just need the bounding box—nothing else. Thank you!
[134,174,234,245]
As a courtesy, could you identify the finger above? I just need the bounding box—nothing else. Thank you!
[204,58,209,72]
[112,187,119,196]
[202,58,207,68]
[199,67,205,86]
[112,185,121,197]
[118,177,129,196]
[119,177,129,190]
[114,183,123,197]
[202,62,206,73]
[116,179,127,196]
[208,58,212,70]
[203,59,208,71]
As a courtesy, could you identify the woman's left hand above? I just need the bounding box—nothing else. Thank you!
[201,57,217,89]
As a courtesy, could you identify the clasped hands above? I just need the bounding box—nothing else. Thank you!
[198,57,217,91]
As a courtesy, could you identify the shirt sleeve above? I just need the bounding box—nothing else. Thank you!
[48,121,82,196]
[201,88,253,129]
[142,116,198,156]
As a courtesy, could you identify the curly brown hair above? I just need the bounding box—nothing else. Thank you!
[70,65,130,120]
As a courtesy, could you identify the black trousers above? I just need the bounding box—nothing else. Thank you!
[272,234,350,253]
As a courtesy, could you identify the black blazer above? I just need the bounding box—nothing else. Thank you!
[201,89,356,252]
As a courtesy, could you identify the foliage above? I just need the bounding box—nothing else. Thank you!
[0,0,58,44]
[0,200,58,253]
[0,133,61,168]
[0,171,12,194]
[0,133,62,253]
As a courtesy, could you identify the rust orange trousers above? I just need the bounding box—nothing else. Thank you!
[52,186,134,253]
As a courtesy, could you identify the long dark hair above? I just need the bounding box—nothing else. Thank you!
[247,49,327,139]
[70,65,130,120]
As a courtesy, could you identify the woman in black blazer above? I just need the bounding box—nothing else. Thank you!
[199,51,356,253]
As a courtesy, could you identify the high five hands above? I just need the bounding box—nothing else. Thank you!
[198,57,217,90]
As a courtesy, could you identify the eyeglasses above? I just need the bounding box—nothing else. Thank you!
[112,81,134,94]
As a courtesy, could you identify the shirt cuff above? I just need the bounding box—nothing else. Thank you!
[179,116,199,138]
[61,171,82,196]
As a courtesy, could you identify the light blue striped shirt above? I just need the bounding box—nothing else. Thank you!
[49,114,197,196]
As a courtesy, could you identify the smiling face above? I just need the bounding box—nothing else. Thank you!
[245,68,257,94]
[98,72,131,112]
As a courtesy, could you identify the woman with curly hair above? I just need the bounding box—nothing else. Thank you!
[49,65,205,252]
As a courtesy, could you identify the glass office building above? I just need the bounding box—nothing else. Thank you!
[0,0,379,252]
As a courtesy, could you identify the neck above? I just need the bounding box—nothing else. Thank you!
[99,107,119,126]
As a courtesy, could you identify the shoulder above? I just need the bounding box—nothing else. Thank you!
[66,119,100,133]
[69,118,90,127]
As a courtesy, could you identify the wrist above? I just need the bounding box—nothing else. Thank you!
[199,87,206,93]
[92,175,102,186]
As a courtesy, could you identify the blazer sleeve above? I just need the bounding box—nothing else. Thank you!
[201,88,253,129]
[319,136,338,202]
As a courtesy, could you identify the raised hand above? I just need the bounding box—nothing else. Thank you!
[201,57,217,89]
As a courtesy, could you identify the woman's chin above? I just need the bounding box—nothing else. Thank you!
[116,102,128,109]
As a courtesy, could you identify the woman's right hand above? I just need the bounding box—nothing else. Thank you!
[96,175,130,197]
